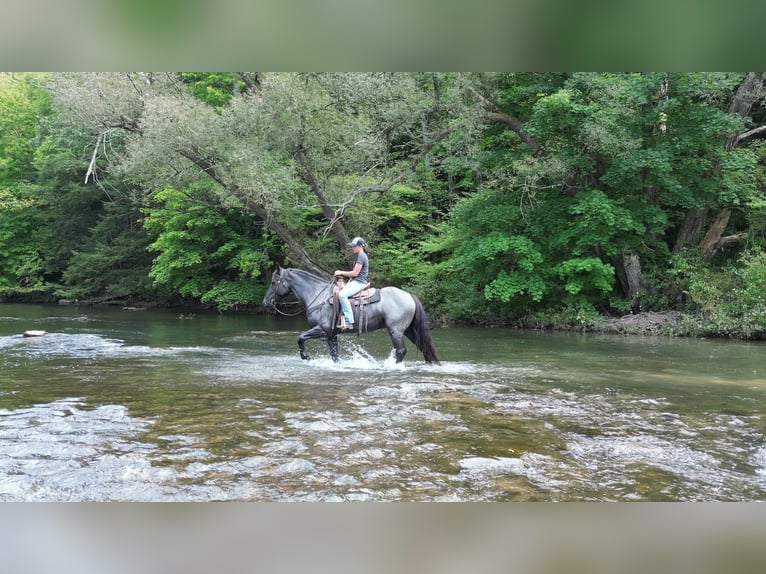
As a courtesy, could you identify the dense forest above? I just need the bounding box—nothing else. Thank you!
[1,72,765,338]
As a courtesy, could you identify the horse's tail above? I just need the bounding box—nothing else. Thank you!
[405,295,440,365]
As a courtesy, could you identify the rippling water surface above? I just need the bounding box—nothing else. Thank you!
[1,303,764,501]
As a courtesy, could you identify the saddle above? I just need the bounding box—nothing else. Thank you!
[328,281,381,306]
[331,279,381,330]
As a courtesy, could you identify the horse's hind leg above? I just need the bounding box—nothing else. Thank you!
[389,330,407,363]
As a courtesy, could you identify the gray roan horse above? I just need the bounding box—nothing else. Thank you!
[262,267,440,365]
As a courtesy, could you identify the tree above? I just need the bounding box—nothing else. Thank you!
[142,185,271,308]
[427,72,766,322]
[45,73,471,278]
[0,74,52,296]
[697,72,765,259]
[58,197,158,301]
[19,72,766,327]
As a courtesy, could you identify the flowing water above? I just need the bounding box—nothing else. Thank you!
[0,303,764,501]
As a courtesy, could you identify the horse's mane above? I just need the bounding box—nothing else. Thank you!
[285,268,331,285]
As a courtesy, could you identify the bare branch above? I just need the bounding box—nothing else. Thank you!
[84,132,102,184]
[123,73,145,101]
[293,146,350,245]
[740,124,766,140]
[177,146,329,276]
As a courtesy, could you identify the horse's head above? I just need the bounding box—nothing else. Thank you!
[262,267,291,309]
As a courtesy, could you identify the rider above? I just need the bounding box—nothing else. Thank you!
[334,236,369,330]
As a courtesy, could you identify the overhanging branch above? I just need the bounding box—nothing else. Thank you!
[465,84,542,155]
[740,124,766,141]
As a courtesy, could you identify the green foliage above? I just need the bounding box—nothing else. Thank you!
[469,235,544,300]
[554,257,615,296]
[748,198,766,245]
[0,75,53,295]
[0,188,46,293]
[58,199,157,301]
[428,188,547,320]
[200,280,266,309]
[0,71,763,336]
[718,147,760,205]
[0,74,51,184]
[340,183,442,290]
[180,73,242,109]
[142,187,270,309]
[422,72,766,328]
[562,189,646,257]
[484,266,546,303]
[684,250,766,338]
[525,88,595,147]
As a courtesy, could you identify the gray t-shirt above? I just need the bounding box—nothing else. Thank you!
[353,251,369,284]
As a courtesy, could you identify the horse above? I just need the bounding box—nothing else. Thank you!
[262,267,440,365]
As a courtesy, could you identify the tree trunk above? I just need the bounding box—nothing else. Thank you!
[699,207,732,259]
[673,208,708,253]
[179,148,330,277]
[245,200,330,277]
[613,252,645,312]
[696,72,764,259]
[293,147,350,247]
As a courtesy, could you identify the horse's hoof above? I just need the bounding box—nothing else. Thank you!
[301,354,310,361]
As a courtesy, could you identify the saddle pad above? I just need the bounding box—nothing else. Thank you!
[351,288,380,305]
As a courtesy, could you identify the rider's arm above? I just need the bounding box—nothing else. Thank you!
[335,262,363,278]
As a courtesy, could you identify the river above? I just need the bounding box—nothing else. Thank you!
[0,303,764,501]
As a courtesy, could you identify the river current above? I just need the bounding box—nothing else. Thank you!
[1,303,764,501]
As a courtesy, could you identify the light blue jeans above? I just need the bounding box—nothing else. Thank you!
[339,280,366,324]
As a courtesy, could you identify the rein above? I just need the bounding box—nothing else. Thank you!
[270,270,335,316]
[272,302,306,317]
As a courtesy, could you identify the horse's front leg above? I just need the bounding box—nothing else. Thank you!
[327,334,339,363]
[298,325,327,360]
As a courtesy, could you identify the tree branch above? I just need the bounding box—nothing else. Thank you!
[293,146,350,245]
[465,84,542,155]
[740,124,766,141]
[103,114,142,134]
[705,231,749,258]
[85,132,102,184]
[178,147,329,276]
[238,72,263,95]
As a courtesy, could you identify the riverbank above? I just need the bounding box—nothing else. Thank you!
[591,311,686,336]
[496,310,764,341]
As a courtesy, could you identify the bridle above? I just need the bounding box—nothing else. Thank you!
[268,269,304,317]
[268,268,335,317]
